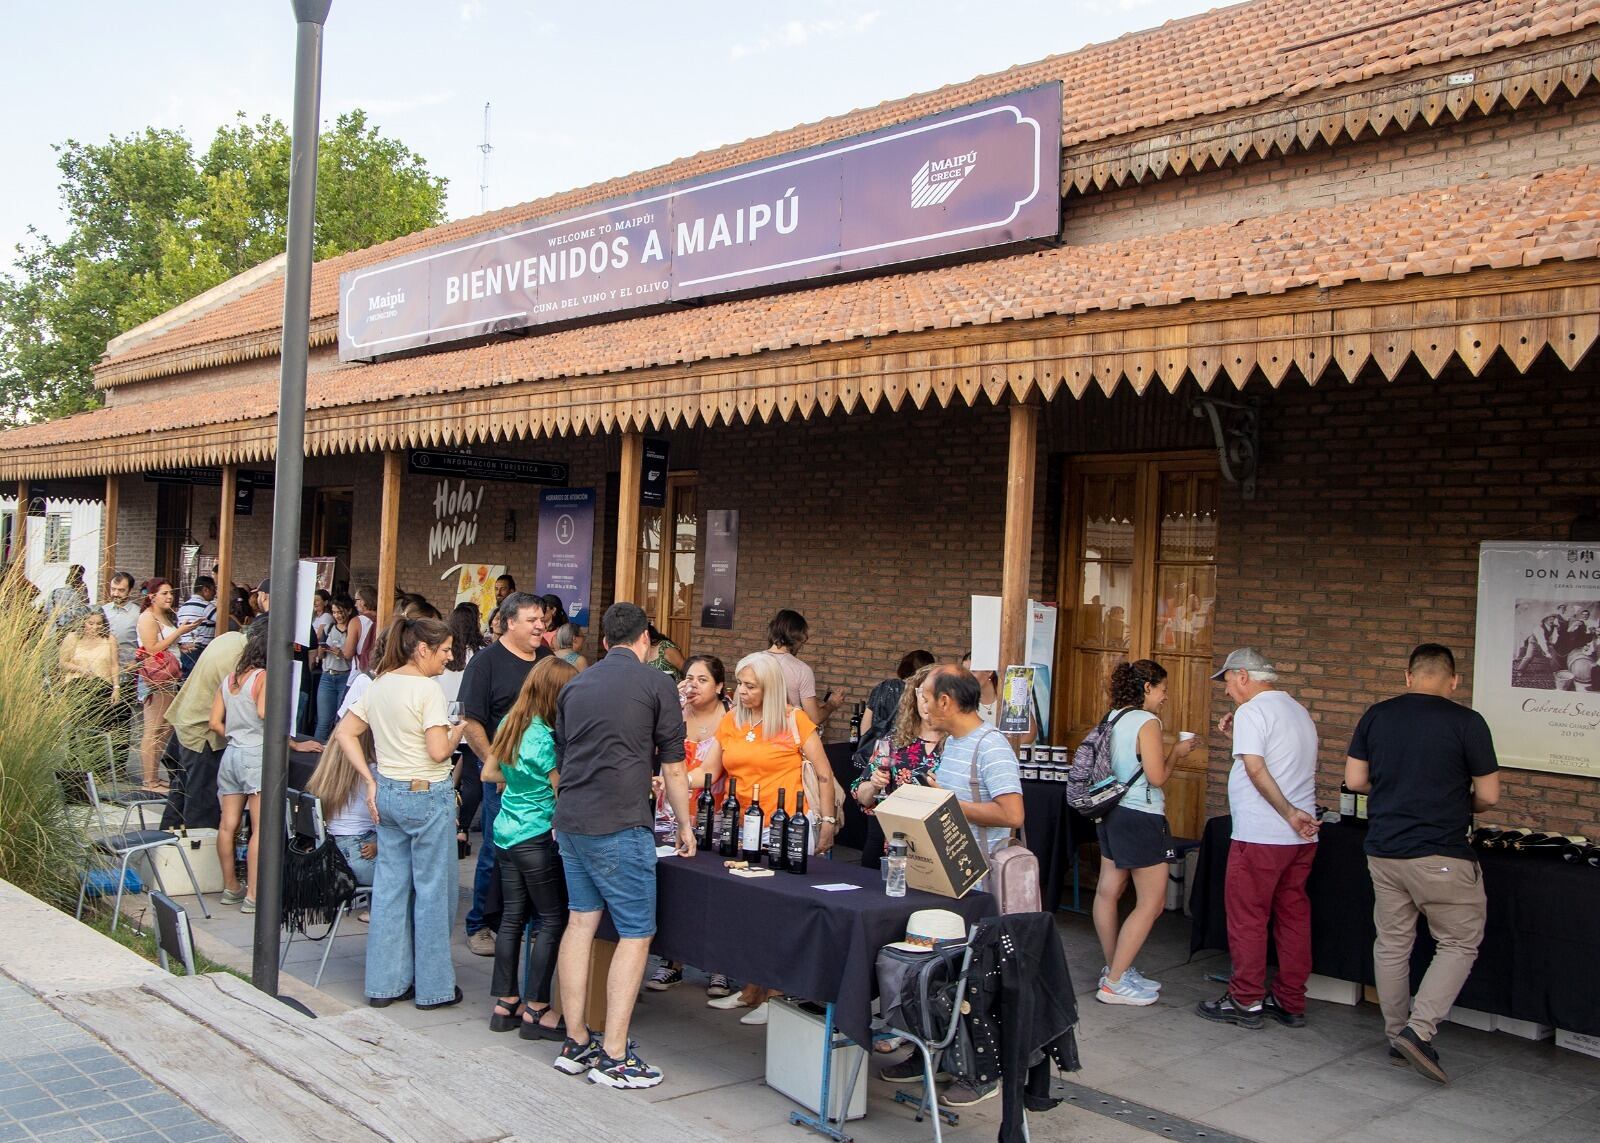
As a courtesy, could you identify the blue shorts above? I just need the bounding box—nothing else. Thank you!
[555,826,657,939]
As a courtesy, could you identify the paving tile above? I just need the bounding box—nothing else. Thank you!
[1337,1106,1510,1143]
[159,1123,226,1143]
[90,1118,155,1141]
[2,1096,60,1120]
[1202,1075,1403,1143]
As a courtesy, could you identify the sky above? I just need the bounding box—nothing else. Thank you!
[0,0,1222,268]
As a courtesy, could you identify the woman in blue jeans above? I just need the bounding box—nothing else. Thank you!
[314,595,359,742]
[335,616,467,1009]
[482,656,579,1038]
[306,731,379,886]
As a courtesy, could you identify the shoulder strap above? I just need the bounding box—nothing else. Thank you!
[966,729,1024,852]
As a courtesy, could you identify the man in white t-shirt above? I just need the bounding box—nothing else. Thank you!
[1198,648,1320,1032]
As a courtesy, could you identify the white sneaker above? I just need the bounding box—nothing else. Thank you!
[739,1002,770,1026]
[707,992,749,1011]
[1097,972,1159,1006]
[1102,964,1162,992]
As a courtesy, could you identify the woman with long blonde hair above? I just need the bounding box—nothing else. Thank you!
[306,730,379,887]
[482,655,579,1038]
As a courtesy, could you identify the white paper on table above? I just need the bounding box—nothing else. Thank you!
[287,661,302,736]
[293,558,317,641]
[655,845,678,858]
[969,594,1002,671]
[813,883,862,892]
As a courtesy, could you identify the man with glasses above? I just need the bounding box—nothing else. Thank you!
[1198,648,1319,1031]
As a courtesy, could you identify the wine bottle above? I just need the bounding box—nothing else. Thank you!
[849,704,863,747]
[767,788,790,871]
[1469,826,1502,849]
[1339,784,1356,816]
[695,774,715,852]
[1488,827,1532,851]
[785,790,810,874]
[717,777,740,858]
[741,782,765,864]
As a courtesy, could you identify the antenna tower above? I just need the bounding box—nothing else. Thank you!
[478,102,494,214]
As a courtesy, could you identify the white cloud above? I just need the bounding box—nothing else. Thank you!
[730,10,880,60]
[460,0,485,22]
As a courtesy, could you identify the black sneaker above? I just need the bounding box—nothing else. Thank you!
[878,1056,951,1084]
[942,1079,998,1107]
[367,985,415,1008]
[1196,992,1263,1030]
[1262,993,1306,1028]
[1393,1027,1449,1084]
[553,1036,604,1076]
[589,1043,664,1090]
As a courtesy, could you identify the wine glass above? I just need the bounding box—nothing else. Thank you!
[446,701,464,726]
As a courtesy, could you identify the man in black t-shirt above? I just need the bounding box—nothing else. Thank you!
[1345,643,1500,1086]
[459,591,553,954]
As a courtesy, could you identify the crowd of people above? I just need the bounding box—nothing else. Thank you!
[37,563,1497,1096]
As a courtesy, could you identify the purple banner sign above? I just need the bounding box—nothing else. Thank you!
[535,487,595,626]
[699,510,739,630]
[340,84,1062,361]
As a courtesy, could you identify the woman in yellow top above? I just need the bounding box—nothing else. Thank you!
[335,616,468,1011]
[697,650,837,1024]
[59,610,122,725]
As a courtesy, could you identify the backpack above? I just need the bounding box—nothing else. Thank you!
[965,730,1041,914]
[876,941,967,1043]
[1065,708,1138,820]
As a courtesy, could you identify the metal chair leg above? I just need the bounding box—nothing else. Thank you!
[314,905,346,988]
[110,853,133,933]
[75,872,89,920]
[281,927,295,968]
[171,843,211,918]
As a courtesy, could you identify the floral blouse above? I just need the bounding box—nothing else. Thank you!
[851,735,941,813]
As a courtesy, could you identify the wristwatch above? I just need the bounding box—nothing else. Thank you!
[821,815,838,825]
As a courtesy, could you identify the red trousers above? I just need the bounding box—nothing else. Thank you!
[1225,839,1316,1013]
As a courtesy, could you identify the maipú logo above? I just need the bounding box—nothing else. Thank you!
[911,150,977,208]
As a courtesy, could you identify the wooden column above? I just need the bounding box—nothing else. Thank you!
[215,465,236,633]
[376,450,402,630]
[998,403,1039,678]
[11,480,26,573]
[100,474,120,600]
[613,431,643,605]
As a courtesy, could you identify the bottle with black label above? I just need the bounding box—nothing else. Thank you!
[785,790,810,874]
[849,704,863,748]
[695,774,715,852]
[717,777,740,858]
[741,783,765,864]
[767,788,790,871]
[1339,784,1356,817]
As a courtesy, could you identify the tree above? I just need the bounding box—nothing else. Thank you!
[0,111,447,425]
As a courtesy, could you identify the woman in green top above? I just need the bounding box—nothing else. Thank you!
[482,656,579,1039]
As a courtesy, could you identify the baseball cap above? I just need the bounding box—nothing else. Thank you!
[1210,647,1275,680]
[256,577,271,594]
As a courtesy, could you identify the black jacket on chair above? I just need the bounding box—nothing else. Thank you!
[955,912,1080,1143]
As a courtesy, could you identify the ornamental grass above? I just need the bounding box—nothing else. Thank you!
[0,569,107,911]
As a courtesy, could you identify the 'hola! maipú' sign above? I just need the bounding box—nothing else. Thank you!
[339,84,1062,362]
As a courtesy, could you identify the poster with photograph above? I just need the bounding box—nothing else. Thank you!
[441,562,505,628]
[1473,541,1600,777]
[999,666,1036,733]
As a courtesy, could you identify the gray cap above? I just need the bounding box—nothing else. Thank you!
[1210,647,1275,680]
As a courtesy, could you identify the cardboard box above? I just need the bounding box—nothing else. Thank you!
[1555,1028,1600,1059]
[1446,1006,1498,1032]
[872,786,986,899]
[1305,974,1363,1006]
[1495,1015,1553,1041]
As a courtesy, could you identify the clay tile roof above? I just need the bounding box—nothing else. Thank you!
[8,162,1596,452]
[93,0,1595,379]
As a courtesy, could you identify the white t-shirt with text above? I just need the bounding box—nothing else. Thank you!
[1228,689,1318,845]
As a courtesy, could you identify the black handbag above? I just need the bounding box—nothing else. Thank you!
[281,833,359,937]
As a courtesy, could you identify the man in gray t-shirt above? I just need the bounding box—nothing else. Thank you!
[921,666,1024,856]
[102,572,141,669]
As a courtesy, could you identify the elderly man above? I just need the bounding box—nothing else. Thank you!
[176,576,219,674]
[1198,648,1319,1031]
[1346,643,1500,1084]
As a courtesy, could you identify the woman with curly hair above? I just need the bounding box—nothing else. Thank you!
[1093,658,1198,1006]
[851,663,943,868]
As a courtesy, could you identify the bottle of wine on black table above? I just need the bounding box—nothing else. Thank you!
[785,790,810,875]
[767,788,790,871]
[696,773,715,852]
[717,777,740,858]
[742,783,765,864]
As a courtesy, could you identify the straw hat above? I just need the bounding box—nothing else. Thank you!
[886,908,967,953]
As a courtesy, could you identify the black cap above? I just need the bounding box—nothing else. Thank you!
[256,578,271,594]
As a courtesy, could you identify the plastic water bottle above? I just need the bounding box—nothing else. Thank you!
[886,833,908,898]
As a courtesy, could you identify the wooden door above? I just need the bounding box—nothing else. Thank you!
[634,472,698,654]
[1056,453,1219,839]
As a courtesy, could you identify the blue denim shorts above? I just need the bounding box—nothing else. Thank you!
[555,826,657,939]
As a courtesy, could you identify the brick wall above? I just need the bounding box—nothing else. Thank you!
[1209,349,1600,835]
[109,475,157,582]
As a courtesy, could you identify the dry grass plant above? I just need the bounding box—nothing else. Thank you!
[0,570,109,910]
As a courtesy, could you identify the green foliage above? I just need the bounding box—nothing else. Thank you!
[0,573,106,910]
[0,111,448,425]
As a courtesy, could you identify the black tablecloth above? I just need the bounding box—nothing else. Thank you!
[642,851,995,1046]
[1021,779,1088,914]
[1190,815,1600,1036]
[825,741,869,852]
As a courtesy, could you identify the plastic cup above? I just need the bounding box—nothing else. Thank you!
[1178,731,1196,742]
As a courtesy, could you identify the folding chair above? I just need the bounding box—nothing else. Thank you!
[149,890,198,975]
[69,730,165,833]
[70,770,212,933]
[874,927,983,1143]
[279,788,370,987]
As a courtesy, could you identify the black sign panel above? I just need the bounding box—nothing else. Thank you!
[641,438,670,508]
[407,450,568,486]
